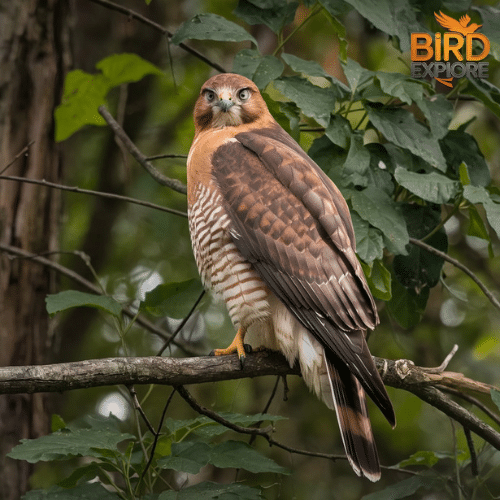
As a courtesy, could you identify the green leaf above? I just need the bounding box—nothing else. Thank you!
[393,204,447,289]
[440,130,491,187]
[55,70,108,141]
[364,259,392,301]
[351,212,384,263]
[171,14,257,45]
[45,290,122,318]
[342,134,370,187]
[58,461,117,488]
[343,0,422,53]
[253,56,284,89]
[96,53,162,87]
[417,94,453,140]
[234,0,298,33]
[8,427,134,463]
[349,186,409,255]
[55,54,161,141]
[51,414,67,433]
[262,94,300,140]
[273,76,337,126]
[158,442,211,474]
[396,450,441,468]
[375,72,425,105]
[233,50,284,89]
[473,6,500,60]
[387,278,429,329]
[394,167,459,204]
[282,53,332,80]
[158,482,263,500]
[459,162,470,186]
[366,105,446,171]
[361,474,437,500]
[467,205,490,241]
[491,389,500,412]
[23,483,120,500]
[325,113,351,149]
[141,278,204,319]
[209,440,290,474]
[341,58,373,94]
[464,185,500,239]
[465,73,500,118]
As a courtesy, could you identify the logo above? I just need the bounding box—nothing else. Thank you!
[411,11,490,87]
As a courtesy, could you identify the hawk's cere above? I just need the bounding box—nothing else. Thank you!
[187,73,395,481]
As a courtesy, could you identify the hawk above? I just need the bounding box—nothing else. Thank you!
[187,73,395,481]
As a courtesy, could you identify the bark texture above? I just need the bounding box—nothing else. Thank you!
[0,1,69,497]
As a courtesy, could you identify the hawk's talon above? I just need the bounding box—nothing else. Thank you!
[210,327,248,369]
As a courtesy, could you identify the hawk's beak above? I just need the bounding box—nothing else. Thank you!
[217,91,234,112]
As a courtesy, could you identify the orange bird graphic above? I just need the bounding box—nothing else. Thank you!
[434,11,482,36]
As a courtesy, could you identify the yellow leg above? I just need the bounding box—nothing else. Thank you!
[212,327,248,366]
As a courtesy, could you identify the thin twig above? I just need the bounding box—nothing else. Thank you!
[440,386,500,427]
[421,344,459,374]
[156,290,206,356]
[0,175,187,218]
[98,106,187,195]
[176,385,417,475]
[176,385,343,460]
[136,388,176,494]
[410,238,500,311]
[127,385,156,435]
[0,141,35,175]
[0,243,198,354]
[463,425,479,476]
[248,375,281,446]
[86,0,226,73]
[146,154,188,161]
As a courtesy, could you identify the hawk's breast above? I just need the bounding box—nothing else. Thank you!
[188,181,272,329]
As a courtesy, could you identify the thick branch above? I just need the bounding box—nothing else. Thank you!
[0,351,297,394]
[1,352,499,451]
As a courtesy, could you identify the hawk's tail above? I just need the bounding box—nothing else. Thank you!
[325,359,381,481]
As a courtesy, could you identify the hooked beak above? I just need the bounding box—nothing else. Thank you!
[216,90,234,112]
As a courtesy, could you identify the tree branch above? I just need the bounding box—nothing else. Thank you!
[0,243,198,354]
[98,106,187,195]
[86,0,226,73]
[410,237,500,311]
[0,352,499,451]
[0,175,187,218]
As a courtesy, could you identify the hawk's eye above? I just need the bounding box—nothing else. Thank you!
[205,90,216,102]
[238,88,250,101]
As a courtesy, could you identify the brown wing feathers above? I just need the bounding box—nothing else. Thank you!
[212,128,395,427]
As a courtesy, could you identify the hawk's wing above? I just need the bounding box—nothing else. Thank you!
[211,124,395,425]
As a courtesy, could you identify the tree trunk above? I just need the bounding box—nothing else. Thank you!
[0,1,70,497]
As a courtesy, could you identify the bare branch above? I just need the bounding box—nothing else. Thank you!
[86,0,226,73]
[0,140,35,174]
[0,351,298,395]
[410,237,500,311]
[98,106,187,195]
[0,352,499,451]
[0,243,198,354]
[0,175,187,218]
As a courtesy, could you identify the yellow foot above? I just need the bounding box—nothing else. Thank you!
[211,327,249,368]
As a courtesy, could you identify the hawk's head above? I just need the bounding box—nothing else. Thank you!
[194,74,266,133]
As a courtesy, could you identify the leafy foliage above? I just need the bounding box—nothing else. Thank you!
[37,0,500,498]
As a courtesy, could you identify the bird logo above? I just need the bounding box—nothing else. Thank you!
[434,11,482,37]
